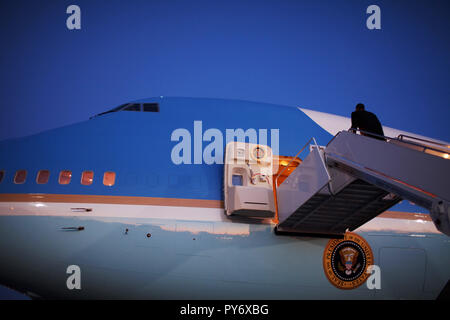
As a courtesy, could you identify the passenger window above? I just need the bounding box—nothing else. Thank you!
[59,170,72,185]
[103,171,116,186]
[81,171,94,185]
[36,170,50,184]
[143,103,159,112]
[14,170,27,184]
[0,170,4,183]
[123,104,141,111]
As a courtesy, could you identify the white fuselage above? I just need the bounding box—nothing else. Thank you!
[0,200,447,299]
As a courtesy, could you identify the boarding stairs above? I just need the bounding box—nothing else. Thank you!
[274,131,450,237]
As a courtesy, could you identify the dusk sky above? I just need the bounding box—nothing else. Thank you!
[0,0,449,143]
[0,0,449,299]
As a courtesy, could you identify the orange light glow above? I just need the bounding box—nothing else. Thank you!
[272,156,302,187]
[59,170,72,185]
[103,172,116,186]
[81,171,94,186]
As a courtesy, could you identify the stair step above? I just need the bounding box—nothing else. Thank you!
[278,179,401,235]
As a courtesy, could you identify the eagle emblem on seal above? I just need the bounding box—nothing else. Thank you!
[323,232,374,289]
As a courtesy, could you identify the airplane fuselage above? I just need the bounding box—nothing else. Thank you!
[0,97,448,299]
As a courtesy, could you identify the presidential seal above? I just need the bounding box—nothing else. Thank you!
[323,232,373,290]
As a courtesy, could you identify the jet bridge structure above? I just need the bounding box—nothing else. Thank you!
[274,131,450,237]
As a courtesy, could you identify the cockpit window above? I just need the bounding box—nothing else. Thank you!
[93,101,160,118]
[143,103,159,112]
[109,103,129,112]
[93,103,129,117]
[123,104,141,111]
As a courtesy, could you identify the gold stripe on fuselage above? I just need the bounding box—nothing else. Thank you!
[0,193,223,208]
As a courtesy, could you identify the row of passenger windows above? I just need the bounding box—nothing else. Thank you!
[0,170,115,186]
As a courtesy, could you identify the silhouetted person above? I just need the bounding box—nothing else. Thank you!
[350,103,385,140]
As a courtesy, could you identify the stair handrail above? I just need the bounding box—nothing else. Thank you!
[328,129,449,159]
[274,137,318,188]
[397,134,450,149]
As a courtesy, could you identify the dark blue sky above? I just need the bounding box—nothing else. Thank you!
[0,0,449,142]
[0,0,449,299]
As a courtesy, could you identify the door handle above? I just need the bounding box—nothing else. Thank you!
[61,226,85,231]
[70,208,92,212]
